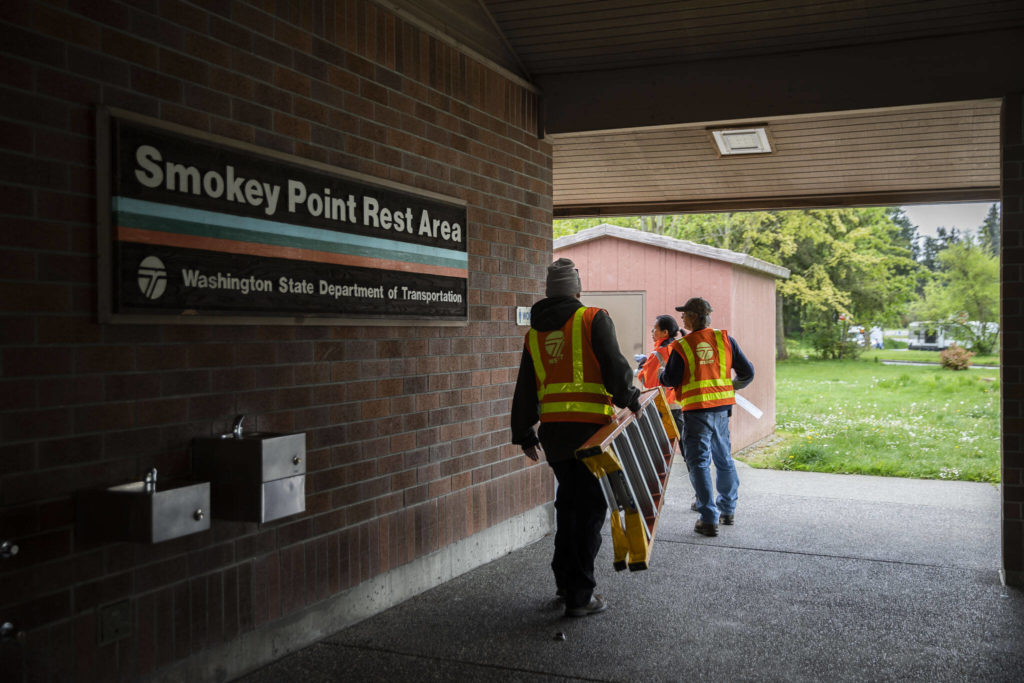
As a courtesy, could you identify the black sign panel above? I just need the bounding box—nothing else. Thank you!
[100,109,468,323]
[118,242,466,318]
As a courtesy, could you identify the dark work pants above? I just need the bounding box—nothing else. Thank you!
[548,457,608,610]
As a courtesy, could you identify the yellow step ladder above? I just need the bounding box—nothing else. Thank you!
[574,387,680,572]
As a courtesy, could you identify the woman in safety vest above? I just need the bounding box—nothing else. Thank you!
[636,314,684,442]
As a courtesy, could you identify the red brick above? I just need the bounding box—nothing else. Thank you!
[101,27,159,67]
[0,121,33,157]
[35,317,98,346]
[74,402,135,433]
[173,581,190,659]
[185,31,233,67]
[35,5,102,49]
[74,570,133,612]
[274,110,310,139]
[75,346,135,373]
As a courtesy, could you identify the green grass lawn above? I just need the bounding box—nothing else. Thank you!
[738,358,1001,483]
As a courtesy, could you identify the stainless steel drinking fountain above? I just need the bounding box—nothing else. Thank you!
[191,415,307,524]
[76,469,210,544]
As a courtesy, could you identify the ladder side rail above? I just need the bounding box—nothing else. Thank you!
[573,389,661,460]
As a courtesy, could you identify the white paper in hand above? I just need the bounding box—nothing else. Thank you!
[735,394,763,419]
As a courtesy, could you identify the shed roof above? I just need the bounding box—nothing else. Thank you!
[554,224,790,279]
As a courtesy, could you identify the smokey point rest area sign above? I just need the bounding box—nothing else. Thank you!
[99,109,468,324]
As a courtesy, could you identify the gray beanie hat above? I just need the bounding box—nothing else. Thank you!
[545,258,582,298]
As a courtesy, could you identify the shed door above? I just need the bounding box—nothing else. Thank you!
[580,291,645,365]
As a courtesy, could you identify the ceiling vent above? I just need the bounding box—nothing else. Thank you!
[710,127,773,156]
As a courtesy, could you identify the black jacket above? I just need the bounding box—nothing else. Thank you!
[510,296,640,462]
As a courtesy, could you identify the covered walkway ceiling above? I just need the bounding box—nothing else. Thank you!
[389,0,1024,216]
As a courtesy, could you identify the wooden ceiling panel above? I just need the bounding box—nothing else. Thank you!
[551,100,1001,216]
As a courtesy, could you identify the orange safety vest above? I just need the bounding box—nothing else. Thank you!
[637,341,680,408]
[526,307,616,424]
[671,328,736,411]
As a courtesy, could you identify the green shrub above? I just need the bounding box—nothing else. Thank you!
[883,337,908,349]
[940,344,974,370]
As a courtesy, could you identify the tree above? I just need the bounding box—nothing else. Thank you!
[918,226,963,272]
[912,238,999,353]
[649,208,919,358]
[979,203,1001,256]
[552,208,922,359]
[886,207,919,261]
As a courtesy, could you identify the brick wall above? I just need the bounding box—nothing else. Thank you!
[0,1,554,679]
[1003,93,1024,585]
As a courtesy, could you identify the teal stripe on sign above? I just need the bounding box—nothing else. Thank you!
[113,197,468,270]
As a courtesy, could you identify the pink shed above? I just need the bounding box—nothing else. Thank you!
[554,224,789,452]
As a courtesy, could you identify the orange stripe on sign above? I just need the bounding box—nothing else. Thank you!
[116,226,467,279]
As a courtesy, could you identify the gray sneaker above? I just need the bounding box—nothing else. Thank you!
[564,594,608,617]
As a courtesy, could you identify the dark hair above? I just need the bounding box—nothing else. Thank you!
[655,314,679,338]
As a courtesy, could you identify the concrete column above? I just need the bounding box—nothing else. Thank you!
[1002,93,1024,586]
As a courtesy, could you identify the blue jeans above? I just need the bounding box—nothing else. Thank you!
[682,409,738,523]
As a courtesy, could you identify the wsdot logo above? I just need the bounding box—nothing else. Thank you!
[138,256,167,300]
[696,341,715,364]
[544,330,565,364]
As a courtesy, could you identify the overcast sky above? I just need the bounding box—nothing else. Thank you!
[899,202,997,238]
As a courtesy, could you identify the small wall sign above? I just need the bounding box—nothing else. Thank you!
[97,108,468,325]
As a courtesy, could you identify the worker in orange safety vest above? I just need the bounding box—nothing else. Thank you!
[636,314,684,441]
[659,297,754,538]
[511,258,640,618]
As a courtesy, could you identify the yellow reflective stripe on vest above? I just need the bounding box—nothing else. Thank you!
[714,329,729,378]
[544,381,609,394]
[571,308,584,385]
[678,336,697,371]
[540,401,616,417]
[686,378,733,389]
[680,391,735,407]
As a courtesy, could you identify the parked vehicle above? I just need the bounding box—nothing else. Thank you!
[907,320,999,351]
[847,325,868,347]
[907,321,954,350]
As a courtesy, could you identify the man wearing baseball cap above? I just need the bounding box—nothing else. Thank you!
[660,297,754,537]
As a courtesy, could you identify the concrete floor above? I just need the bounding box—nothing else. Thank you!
[237,462,1023,682]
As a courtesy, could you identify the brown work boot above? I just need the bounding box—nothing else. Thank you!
[694,519,718,537]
